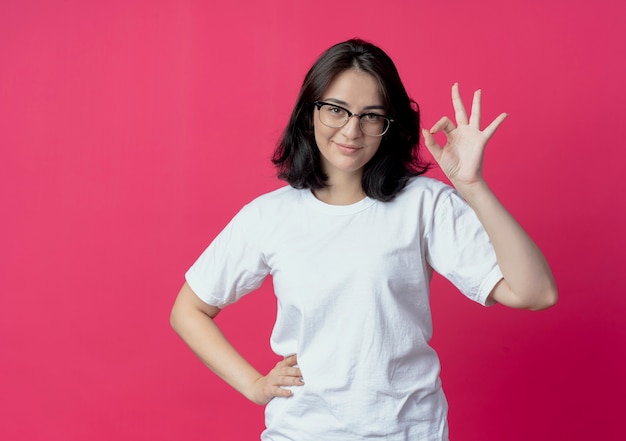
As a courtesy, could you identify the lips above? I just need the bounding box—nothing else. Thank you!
[335,142,362,154]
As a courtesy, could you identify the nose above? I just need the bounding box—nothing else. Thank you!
[340,114,362,138]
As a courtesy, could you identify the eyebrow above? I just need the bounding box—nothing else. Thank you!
[323,98,385,111]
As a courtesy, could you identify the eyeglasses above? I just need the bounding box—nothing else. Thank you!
[313,101,394,137]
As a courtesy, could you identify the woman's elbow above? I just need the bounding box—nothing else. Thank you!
[170,303,183,334]
[528,285,558,311]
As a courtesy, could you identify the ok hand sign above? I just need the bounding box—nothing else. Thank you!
[422,83,507,190]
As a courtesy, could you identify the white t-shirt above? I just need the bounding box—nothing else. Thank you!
[186,177,503,441]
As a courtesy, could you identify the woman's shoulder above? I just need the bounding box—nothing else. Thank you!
[401,176,455,199]
[248,184,301,205]
[386,176,461,218]
[238,185,305,217]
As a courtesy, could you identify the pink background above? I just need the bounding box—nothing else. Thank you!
[2,0,625,439]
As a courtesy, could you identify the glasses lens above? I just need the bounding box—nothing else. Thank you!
[318,103,389,136]
[360,114,388,136]
[319,104,348,128]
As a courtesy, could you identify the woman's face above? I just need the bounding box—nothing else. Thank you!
[313,69,384,183]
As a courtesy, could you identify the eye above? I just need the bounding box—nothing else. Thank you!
[327,106,346,115]
[362,113,384,121]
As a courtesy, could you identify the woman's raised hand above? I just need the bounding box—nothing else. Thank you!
[422,83,507,189]
[250,354,304,405]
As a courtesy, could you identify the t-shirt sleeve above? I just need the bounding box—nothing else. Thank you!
[185,204,270,308]
[424,188,503,306]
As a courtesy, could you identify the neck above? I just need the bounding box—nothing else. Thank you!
[313,173,366,205]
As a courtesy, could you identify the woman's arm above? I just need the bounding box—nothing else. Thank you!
[170,282,304,404]
[422,84,557,310]
[450,180,557,310]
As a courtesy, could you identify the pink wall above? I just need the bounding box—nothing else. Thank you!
[2,0,625,439]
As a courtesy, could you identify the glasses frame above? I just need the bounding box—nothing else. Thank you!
[313,101,395,137]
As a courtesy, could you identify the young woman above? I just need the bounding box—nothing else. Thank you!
[170,39,557,440]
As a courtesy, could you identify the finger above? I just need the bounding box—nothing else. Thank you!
[274,357,302,378]
[429,116,456,135]
[469,89,481,128]
[452,83,468,125]
[277,375,305,386]
[271,386,294,398]
[482,112,508,140]
[275,366,302,378]
[422,128,442,163]
[286,366,302,376]
[283,354,298,366]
